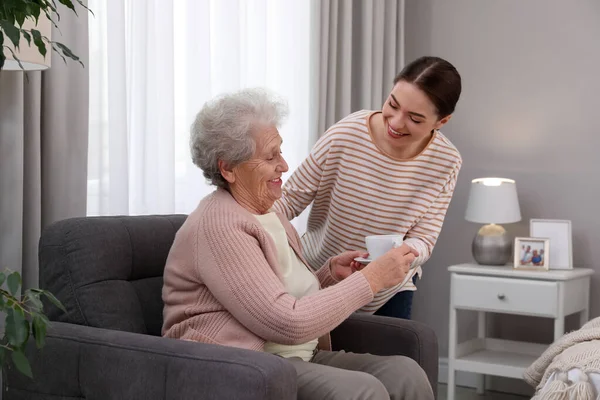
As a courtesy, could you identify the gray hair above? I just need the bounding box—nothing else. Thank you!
[190,88,289,189]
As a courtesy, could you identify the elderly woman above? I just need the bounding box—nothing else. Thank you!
[161,88,434,400]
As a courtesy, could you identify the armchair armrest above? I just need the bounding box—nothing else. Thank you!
[5,322,296,400]
[331,314,438,398]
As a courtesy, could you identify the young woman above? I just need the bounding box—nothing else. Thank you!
[274,56,463,319]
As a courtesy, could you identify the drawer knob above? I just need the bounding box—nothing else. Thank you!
[497,293,506,300]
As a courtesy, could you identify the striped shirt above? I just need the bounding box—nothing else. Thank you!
[273,110,462,313]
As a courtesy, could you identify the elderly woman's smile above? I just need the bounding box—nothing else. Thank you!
[221,126,289,215]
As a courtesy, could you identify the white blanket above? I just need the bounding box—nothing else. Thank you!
[541,369,600,397]
[525,317,600,400]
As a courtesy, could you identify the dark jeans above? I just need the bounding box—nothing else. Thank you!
[374,275,418,320]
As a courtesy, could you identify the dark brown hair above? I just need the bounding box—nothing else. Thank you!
[394,56,461,119]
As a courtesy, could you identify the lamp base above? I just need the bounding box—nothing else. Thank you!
[472,224,512,265]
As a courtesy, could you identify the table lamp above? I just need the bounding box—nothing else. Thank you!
[465,177,521,265]
[2,14,52,70]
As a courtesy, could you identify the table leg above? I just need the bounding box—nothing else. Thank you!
[581,280,590,327]
[554,317,565,340]
[448,306,457,400]
[580,307,589,325]
[554,283,565,340]
[476,311,486,395]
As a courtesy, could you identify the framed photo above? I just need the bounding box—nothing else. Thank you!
[530,219,573,270]
[514,237,550,271]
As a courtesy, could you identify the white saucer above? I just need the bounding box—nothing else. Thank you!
[354,257,373,265]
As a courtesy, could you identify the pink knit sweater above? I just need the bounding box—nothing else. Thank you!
[161,188,375,352]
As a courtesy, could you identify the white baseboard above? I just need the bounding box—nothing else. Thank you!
[438,358,535,397]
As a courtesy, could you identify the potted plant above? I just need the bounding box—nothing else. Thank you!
[0,0,90,380]
[0,0,89,70]
[0,270,65,378]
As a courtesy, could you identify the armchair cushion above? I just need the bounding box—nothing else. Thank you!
[6,322,297,400]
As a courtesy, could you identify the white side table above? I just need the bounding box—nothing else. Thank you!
[447,263,593,400]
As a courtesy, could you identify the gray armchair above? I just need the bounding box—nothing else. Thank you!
[4,215,438,400]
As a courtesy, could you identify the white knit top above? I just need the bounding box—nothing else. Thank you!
[254,212,319,361]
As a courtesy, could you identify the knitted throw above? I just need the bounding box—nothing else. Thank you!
[524,317,600,399]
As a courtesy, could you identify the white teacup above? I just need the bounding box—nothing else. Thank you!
[365,235,403,259]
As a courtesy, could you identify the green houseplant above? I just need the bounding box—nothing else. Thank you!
[0,271,65,378]
[1,0,90,380]
[0,0,90,70]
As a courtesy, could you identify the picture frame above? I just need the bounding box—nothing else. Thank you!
[514,237,550,271]
[530,219,573,270]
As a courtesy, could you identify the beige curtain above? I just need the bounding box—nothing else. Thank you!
[309,0,405,143]
[0,5,89,290]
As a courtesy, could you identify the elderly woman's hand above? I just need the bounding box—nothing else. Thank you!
[361,246,419,294]
[330,251,368,281]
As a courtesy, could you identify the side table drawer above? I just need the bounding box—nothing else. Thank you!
[451,274,558,317]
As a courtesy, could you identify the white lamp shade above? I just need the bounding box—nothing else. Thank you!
[465,177,522,224]
[2,15,52,71]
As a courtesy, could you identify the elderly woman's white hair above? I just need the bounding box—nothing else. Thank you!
[190,88,289,189]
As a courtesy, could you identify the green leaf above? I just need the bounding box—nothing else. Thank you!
[42,10,60,28]
[15,12,26,27]
[1,12,15,26]
[7,271,21,296]
[25,290,43,311]
[58,0,77,15]
[41,290,66,313]
[0,19,21,48]
[47,0,59,14]
[5,310,17,344]
[27,4,42,23]
[2,0,25,10]
[35,312,50,325]
[21,30,31,46]
[74,0,94,16]
[32,316,46,349]
[11,350,33,378]
[5,308,29,347]
[31,28,46,57]
[0,347,6,367]
[22,319,30,345]
[51,43,67,64]
[54,41,83,67]
[0,271,6,287]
